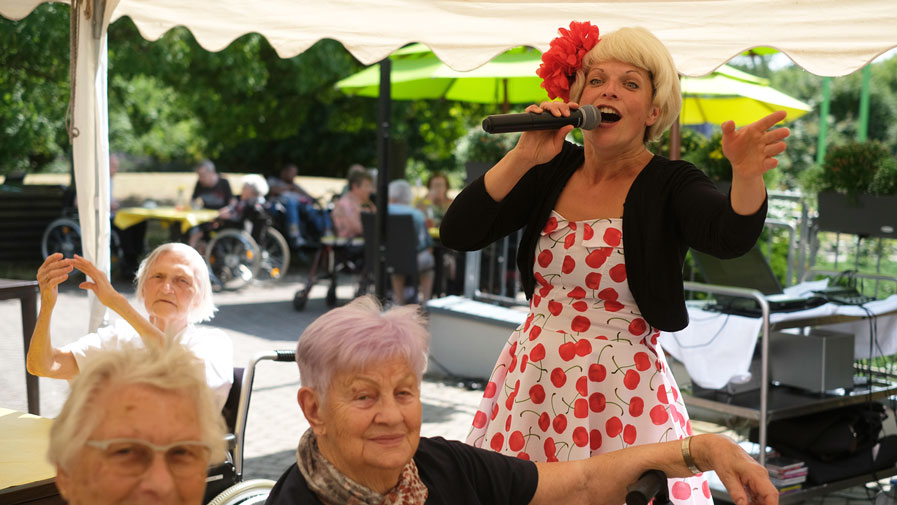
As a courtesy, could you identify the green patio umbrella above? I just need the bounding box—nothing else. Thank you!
[336,47,548,112]
[337,49,811,124]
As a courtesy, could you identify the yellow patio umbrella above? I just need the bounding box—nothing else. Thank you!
[679,65,811,126]
[338,48,810,124]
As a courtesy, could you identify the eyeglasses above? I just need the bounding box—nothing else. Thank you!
[85,438,212,477]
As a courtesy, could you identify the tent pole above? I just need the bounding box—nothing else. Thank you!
[815,77,831,165]
[670,115,681,160]
[858,65,870,142]
[502,79,509,114]
[374,58,391,301]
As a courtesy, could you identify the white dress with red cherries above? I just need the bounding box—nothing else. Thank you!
[466,211,712,504]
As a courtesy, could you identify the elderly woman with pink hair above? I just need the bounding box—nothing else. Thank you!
[264,296,778,505]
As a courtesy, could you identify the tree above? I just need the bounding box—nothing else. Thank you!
[0,4,70,174]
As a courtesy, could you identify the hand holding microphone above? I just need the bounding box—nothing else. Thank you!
[482,104,601,134]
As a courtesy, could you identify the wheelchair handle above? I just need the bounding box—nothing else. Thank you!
[625,470,669,505]
[273,350,296,362]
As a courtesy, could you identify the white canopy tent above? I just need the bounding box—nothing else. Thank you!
[3,0,897,329]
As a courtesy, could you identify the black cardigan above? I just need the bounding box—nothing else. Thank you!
[440,141,767,332]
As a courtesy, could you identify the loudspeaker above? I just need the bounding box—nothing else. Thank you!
[769,329,855,392]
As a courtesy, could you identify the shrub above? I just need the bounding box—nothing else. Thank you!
[820,141,897,201]
[455,128,519,165]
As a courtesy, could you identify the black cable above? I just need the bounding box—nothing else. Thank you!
[669,312,732,349]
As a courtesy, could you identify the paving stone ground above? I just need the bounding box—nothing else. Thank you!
[0,270,881,501]
[0,270,482,482]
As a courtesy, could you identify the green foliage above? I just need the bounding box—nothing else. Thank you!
[650,125,707,163]
[690,132,732,183]
[454,128,519,165]
[870,158,897,195]
[7,3,897,193]
[0,4,70,174]
[819,141,897,200]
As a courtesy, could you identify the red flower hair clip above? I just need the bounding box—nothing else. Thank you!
[536,21,601,102]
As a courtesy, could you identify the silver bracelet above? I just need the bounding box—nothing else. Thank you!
[681,436,702,475]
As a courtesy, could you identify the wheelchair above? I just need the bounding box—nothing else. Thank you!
[203,349,297,504]
[41,215,123,262]
[203,202,290,291]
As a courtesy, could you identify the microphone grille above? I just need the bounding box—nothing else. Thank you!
[578,105,601,130]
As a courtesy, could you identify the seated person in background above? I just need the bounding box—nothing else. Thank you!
[218,174,270,244]
[415,172,453,228]
[332,167,375,239]
[267,163,316,248]
[74,153,147,281]
[388,179,435,304]
[49,341,226,505]
[187,159,235,249]
[191,159,234,211]
[265,296,778,505]
[27,242,234,409]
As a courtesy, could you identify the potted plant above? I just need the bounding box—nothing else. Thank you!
[814,141,897,237]
[455,128,519,184]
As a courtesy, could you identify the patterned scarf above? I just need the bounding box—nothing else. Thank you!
[296,429,428,505]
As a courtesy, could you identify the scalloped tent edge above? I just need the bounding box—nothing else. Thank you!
[3,0,897,327]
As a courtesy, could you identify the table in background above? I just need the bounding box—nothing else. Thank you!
[1,279,40,415]
[114,206,218,239]
[0,408,64,505]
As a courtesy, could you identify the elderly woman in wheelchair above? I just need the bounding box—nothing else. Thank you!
[198,174,291,290]
[266,296,779,505]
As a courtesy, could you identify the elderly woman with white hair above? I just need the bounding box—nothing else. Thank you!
[387,179,435,304]
[27,242,233,408]
[50,341,227,505]
[265,296,778,505]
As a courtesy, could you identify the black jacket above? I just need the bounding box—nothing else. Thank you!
[440,141,767,332]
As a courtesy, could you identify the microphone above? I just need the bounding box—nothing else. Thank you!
[482,104,601,134]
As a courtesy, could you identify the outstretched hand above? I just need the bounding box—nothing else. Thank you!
[721,110,789,179]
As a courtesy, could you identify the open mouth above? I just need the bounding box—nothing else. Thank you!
[598,106,621,123]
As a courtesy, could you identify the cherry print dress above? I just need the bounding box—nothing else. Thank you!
[466,211,712,505]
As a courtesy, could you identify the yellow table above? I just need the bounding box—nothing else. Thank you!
[0,407,63,504]
[114,206,219,235]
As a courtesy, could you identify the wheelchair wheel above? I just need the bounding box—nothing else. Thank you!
[205,229,261,291]
[41,218,81,259]
[206,478,275,505]
[256,228,290,282]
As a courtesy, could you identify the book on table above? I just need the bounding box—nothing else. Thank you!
[764,455,805,473]
[770,474,807,488]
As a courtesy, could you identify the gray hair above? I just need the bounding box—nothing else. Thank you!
[195,159,216,174]
[296,296,429,396]
[48,341,227,471]
[568,26,681,143]
[388,179,414,206]
[241,174,269,198]
[135,242,216,323]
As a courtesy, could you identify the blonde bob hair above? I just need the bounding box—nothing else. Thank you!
[135,242,216,324]
[48,341,227,471]
[568,26,681,142]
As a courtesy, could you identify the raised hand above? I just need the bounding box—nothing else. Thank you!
[721,110,790,179]
[71,254,123,310]
[36,253,74,310]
